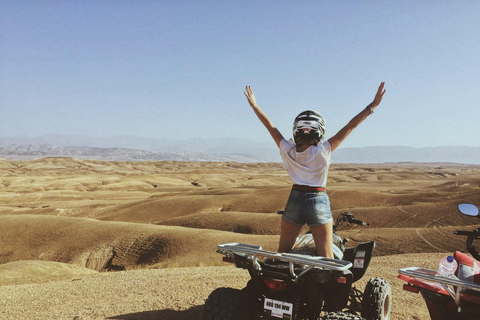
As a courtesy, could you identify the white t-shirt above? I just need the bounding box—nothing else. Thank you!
[279,139,332,187]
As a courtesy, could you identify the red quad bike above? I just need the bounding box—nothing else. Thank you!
[398,203,480,320]
[203,212,392,320]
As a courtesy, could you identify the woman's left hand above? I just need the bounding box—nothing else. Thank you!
[371,82,386,108]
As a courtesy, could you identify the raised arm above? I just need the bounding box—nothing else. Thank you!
[328,82,386,152]
[244,86,284,148]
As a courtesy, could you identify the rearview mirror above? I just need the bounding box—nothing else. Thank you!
[458,203,480,217]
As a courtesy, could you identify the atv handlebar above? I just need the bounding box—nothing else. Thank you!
[351,218,369,226]
[333,212,369,232]
[342,212,368,226]
[454,228,480,261]
[454,230,476,236]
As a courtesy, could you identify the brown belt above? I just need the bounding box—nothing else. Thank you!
[292,184,326,192]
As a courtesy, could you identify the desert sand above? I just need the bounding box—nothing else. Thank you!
[1,158,480,319]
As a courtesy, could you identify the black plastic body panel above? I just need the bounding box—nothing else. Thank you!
[343,241,375,283]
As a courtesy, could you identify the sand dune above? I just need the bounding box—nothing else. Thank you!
[0,214,278,271]
[1,158,480,319]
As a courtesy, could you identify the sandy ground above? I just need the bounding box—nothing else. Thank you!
[1,158,479,319]
[0,253,446,320]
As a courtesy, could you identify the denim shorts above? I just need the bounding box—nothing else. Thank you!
[282,190,333,227]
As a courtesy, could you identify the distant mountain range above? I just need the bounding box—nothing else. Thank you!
[0,134,279,162]
[1,134,479,164]
[0,144,267,162]
[333,146,480,165]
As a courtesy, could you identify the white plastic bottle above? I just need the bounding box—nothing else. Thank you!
[437,255,458,278]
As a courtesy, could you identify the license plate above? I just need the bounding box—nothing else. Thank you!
[264,298,293,319]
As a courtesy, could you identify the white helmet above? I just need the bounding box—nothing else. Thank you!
[293,110,326,146]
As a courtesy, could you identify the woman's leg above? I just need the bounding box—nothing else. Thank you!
[310,222,333,258]
[277,219,303,253]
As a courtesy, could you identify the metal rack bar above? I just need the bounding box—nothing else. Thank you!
[399,267,480,309]
[217,243,352,271]
[399,267,480,292]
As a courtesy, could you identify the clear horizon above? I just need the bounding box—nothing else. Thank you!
[1,132,479,150]
[1,2,479,148]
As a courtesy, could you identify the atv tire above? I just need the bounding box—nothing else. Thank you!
[202,287,249,320]
[320,311,365,320]
[361,277,392,320]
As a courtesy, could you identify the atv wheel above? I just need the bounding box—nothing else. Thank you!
[361,277,392,320]
[320,311,365,320]
[202,287,249,320]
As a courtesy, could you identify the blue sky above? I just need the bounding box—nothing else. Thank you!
[1,1,479,148]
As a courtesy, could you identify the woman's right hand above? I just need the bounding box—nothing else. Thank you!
[243,86,284,148]
[244,86,258,108]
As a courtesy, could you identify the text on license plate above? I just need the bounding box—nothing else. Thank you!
[264,298,293,319]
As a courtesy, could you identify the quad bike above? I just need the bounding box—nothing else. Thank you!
[398,203,480,320]
[203,211,392,320]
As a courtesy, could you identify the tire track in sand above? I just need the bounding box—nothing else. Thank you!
[394,206,446,251]
[391,206,418,228]
[415,228,445,252]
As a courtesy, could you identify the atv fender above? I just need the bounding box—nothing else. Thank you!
[343,241,375,282]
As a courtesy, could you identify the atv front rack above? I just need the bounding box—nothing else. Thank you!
[399,267,480,310]
[217,243,352,280]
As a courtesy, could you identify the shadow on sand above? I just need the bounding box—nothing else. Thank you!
[107,306,203,320]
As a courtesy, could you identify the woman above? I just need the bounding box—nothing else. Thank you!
[244,82,386,258]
